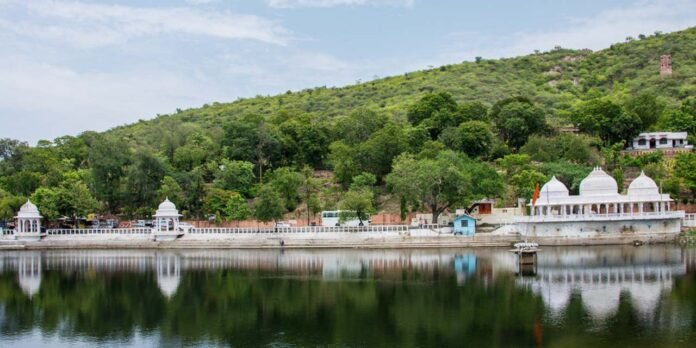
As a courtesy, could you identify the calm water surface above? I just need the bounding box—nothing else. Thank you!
[1,246,695,347]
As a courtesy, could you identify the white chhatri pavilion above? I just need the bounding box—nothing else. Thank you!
[529,167,680,221]
[14,200,44,241]
[152,198,184,241]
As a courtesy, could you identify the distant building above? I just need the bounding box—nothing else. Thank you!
[660,54,672,76]
[631,132,690,150]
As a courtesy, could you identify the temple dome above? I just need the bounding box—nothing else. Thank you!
[17,200,42,218]
[627,171,659,197]
[579,167,618,196]
[154,198,180,217]
[539,176,569,199]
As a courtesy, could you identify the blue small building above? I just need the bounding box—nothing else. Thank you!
[453,214,476,236]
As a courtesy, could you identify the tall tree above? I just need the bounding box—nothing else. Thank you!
[214,159,256,197]
[386,151,503,223]
[270,167,304,211]
[253,185,284,224]
[491,98,547,149]
[89,135,130,212]
[224,193,251,226]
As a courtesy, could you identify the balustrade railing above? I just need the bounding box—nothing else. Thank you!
[188,225,409,234]
[46,228,152,235]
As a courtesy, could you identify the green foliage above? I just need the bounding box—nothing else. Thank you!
[334,109,388,145]
[338,188,375,225]
[440,121,494,159]
[203,188,237,222]
[253,185,285,223]
[621,151,663,168]
[624,92,664,130]
[270,167,304,211]
[123,152,166,216]
[157,176,185,208]
[30,187,60,220]
[520,134,599,164]
[674,152,696,193]
[350,172,377,191]
[89,134,130,210]
[0,189,25,220]
[510,169,548,200]
[224,192,251,223]
[387,151,503,223]
[214,160,256,197]
[490,98,547,149]
[571,97,641,145]
[496,154,532,178]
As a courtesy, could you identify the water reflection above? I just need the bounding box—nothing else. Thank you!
[0,247,695,347]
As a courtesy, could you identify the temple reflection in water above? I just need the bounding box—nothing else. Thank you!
[0,247,694,321]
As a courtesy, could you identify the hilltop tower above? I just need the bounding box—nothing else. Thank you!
[660,54,672,76]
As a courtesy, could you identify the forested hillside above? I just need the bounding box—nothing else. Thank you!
[1,27,696,225]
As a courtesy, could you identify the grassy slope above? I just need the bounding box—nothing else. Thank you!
[110,27,696,149]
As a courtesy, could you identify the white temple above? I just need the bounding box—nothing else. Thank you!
[14,200,44,241]
[520,167,684,238]
[152,198,184,241]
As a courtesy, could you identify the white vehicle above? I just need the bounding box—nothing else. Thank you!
[320,210,370,227]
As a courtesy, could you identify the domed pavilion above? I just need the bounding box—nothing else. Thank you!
[531,167,673,218]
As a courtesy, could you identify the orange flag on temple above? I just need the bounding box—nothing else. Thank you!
[531,183,540,206]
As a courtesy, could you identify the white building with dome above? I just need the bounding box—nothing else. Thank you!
[14,200,45,241]
[152,198,185,241]
[517,167,684,241]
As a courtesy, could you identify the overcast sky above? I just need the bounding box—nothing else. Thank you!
[1,0,695,144]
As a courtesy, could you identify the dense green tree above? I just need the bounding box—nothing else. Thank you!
[387,151,503,223]
[223,114,282,180]
[203,188,237,222]
[459,101,489,122]
[440,121,494,158]
[350,172,377,191]
[338,188,375,225]
[510,169,548,200]
[674,153,696,193]
[253,185,284,224]
[122,152,166,216]
[407,92,463,138]
[496,154,532,178]
[0,189,25,220]
[89,135,130,211]
[214,160,256,197]
[490,98,546,149]
[278,114,330,167]
[55,173,100,226]
[625,92,664,130]
[571,97,641,145]
[224,193,252,225]
[520,134,599,164]
[270,167,304,211]
[157,176,185,208]
[359,123,409,179]
[328,141,360,188]
[173,133,215,171]
[29,187,60,220]
[334,109,388,145]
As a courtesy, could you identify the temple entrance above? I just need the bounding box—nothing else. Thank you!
[649,138,656,149]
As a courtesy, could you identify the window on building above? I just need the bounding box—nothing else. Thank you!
[460,220,468,227]
[659,138,668,145]
[638,139,647,146]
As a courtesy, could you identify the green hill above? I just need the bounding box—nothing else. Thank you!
[1,27,696,222]
[112,27,695,149]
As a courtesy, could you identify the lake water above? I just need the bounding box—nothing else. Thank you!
[0,246,695,347]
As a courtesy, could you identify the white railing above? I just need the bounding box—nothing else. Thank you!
[189,225,409,234]
[684,214,696,228]
[46,228,152,235]
[522,211,685,222]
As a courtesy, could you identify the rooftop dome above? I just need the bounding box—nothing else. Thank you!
[17,200,42,218]
[579,167,618,196]
[154,198,180,217]
[627,171,659,197]
[539,176,569,200]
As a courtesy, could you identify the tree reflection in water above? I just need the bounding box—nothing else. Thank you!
[0,247,695,347]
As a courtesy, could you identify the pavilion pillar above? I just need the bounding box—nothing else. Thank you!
[639,203,643,215]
